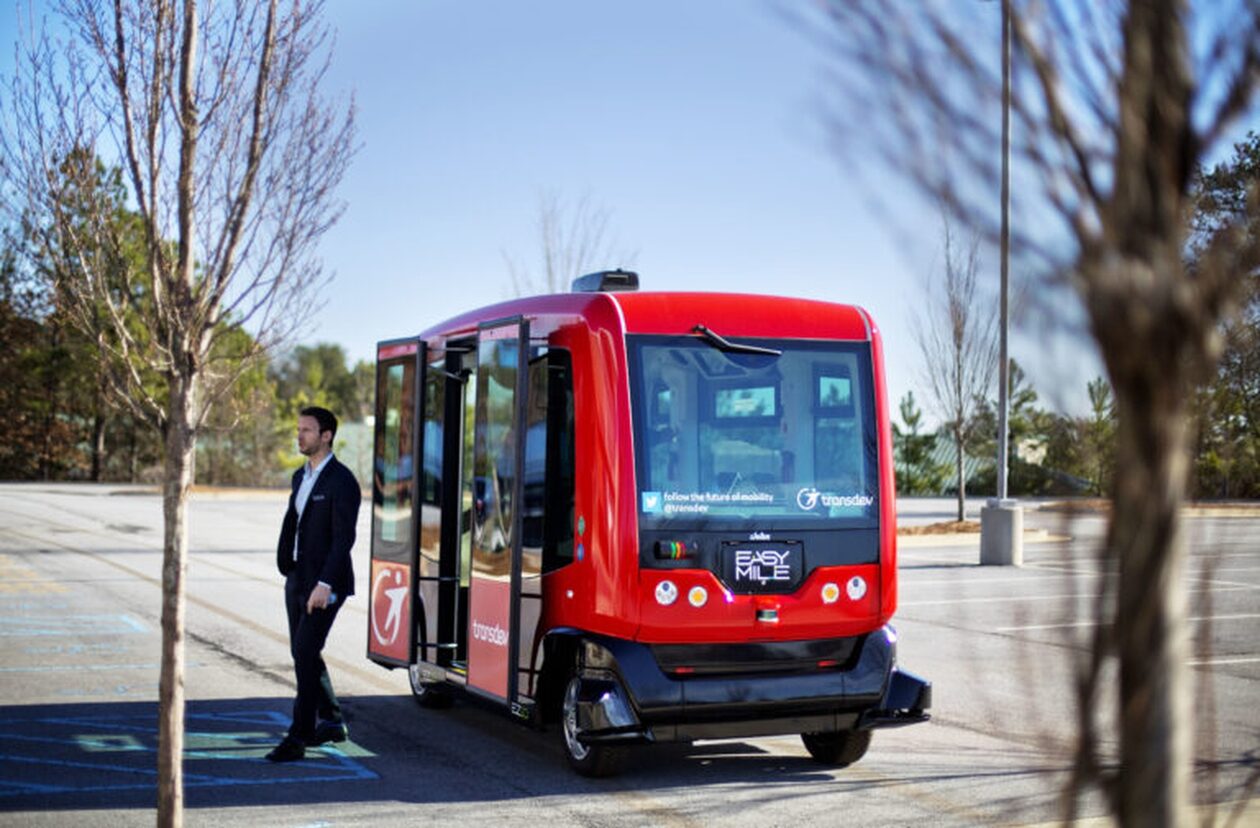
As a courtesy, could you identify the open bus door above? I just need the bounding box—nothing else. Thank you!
[373,320,533,712]
[465,318,530,705]
[367,338,425,667]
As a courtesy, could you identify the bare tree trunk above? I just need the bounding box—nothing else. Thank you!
[1110,387,1193,826]
[91,372,107,481]
[156,373,197,828]
[128,425,138,483]
[954,428,965,521]
[91,413,105,481]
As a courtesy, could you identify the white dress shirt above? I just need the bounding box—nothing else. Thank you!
[293,452,334,564]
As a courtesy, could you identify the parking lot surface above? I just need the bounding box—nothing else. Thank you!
[0,485,1255,826]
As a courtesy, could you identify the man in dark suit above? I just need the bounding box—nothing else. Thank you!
[266,406,361,762]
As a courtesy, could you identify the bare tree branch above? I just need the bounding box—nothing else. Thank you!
[505,189,635,296]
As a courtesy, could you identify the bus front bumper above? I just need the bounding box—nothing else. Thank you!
[570,626,931,745]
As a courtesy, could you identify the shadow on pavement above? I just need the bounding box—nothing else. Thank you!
[0,693,867,814]
[1,692,1073,818]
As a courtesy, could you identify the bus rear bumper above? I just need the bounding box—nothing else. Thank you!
[571,626,931,745]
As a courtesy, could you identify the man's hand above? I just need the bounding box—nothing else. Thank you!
[307,582,333,614]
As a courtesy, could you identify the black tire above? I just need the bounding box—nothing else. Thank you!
[801,729,872,767]
[560,674,626,777]
[408,664,453,709]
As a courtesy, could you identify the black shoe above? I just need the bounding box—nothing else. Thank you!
[265,736,306,762]
[310,721,348,746]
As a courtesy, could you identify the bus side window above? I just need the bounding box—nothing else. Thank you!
[542,350,575,572]
[373,357,416,556]
[421,361,444,507]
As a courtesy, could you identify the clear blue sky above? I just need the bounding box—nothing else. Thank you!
[1,1,1103,422]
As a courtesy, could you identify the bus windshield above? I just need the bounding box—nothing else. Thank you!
[627,334,879,529]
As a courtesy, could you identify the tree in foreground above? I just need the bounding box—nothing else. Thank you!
[0,1,355,824]
[815,1,1259,824]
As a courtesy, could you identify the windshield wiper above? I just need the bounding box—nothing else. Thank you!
[692,324,782,357]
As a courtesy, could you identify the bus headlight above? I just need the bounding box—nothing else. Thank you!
[687,586,708,607]
[655,580,679,606]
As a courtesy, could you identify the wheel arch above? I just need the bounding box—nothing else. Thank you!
[538,628,585,724]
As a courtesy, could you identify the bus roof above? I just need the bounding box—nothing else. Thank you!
[407,291,874,347]
[612,292,872,341]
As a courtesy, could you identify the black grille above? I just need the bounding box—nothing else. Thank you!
[650,638,860,677]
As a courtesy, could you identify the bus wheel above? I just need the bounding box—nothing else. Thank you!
[801,729,871,767]
[560,675,625,777]
[408,664,453,709]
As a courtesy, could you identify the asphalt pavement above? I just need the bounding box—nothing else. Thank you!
[0,483,1255,827]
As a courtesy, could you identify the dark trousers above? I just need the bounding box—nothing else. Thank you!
[284,575,344,742]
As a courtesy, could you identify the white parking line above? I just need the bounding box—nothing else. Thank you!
[1197,578,1260,589]
[967,562,1260,588]
[1190,656,1260,666]
[1189,552,1260,559]
[997,613,1260,633]
[905,574,1087,588]
[902,584,1255,608]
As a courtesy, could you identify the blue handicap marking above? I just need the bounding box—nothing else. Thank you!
[0,708,378,798]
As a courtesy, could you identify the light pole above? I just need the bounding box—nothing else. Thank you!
[997,0,1011,500]
[981,0,1023,565]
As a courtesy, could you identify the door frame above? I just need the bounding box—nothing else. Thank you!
[464,316,530,704]
[366,337,425,668]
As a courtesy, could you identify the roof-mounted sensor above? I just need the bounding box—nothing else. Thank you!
[571,269,639,293]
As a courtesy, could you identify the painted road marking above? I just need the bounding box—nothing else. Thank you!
[904,573,1094,588]
[1190,657,1260,666]
[0,663,192,673]
[902,583,1255,607]
[997,613,1260,633]
[0,614,148,637]
[0,554,66,594]
[0,709,376,798]
[3,526,402,694]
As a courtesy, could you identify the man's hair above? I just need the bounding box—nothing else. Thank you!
[300,406,338,442]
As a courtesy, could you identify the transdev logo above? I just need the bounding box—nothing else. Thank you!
[472,620,508,647]
[796,487,875,511]
[797,488,822,510]
[642,491,663,514]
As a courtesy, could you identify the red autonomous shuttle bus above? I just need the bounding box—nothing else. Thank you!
[366,271,930,775]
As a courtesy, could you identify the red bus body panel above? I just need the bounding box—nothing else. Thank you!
[413,291,896,646]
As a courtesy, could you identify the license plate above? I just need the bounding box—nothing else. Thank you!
[721,541,803,594]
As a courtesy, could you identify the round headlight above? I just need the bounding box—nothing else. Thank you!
[846,576,868,601]
[821,582,841,604]
[688,586,708,607]
[655,580,679,606]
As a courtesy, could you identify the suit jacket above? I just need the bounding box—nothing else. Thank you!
[276,455,361,598]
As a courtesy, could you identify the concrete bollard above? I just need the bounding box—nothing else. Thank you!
[980,498,1023,566]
